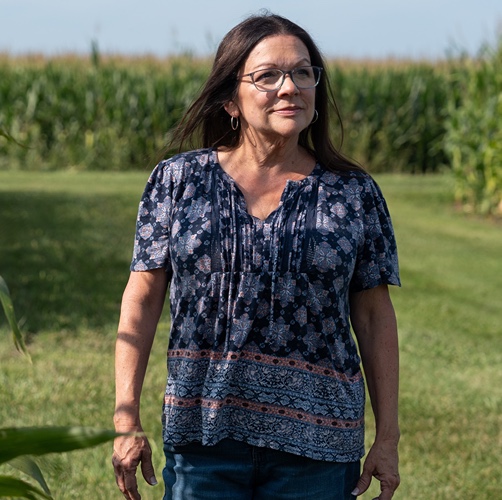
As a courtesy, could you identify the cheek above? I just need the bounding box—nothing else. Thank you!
[239,93,274,118]
[305,89,316,107]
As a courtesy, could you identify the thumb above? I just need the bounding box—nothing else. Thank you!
[352,467,372,497]
[140,451,158,486]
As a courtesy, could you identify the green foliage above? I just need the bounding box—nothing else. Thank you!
[2,50,502,214]
[444,43,502,215]
[332,63,450,173]
[0,427,121,498]
[0,271,121,498]
[0,55,449,174]
[0,275,30,360]
[0,55,210,171]
[0,427,120,464]
[7,457,51,497]
[0,476,51,500]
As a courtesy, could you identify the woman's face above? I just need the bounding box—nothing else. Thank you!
[227,34,316,145]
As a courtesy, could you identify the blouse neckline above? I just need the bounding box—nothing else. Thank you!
[210,148,321,222]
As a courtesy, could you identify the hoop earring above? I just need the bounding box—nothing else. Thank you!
[231,116,240,131]
[311,109,318,124]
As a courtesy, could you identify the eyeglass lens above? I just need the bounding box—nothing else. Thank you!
[252,66,321,91]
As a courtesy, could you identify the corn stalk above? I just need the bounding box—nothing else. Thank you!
[444,43,502,215]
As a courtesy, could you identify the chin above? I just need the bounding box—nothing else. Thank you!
[272,121,308,137]
[279,125,308,139]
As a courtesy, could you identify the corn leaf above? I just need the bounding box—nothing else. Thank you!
[0,427,121,465]
[8,456,52,495]
[0,475,52,499]
[0,275,31,362]
[0,127,29,148]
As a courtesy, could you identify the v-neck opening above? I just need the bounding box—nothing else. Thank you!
[211,148,320,223]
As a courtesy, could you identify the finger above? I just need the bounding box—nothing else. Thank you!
[352,466,373,496]
[112,455,127,492]
[113,450,142,500]
[376,492,391,500]
[114,469,134,500]
[140,452,158,486]
[376,491,393,500]
[377,474,400,500]
[114,469,136,500]
[124,468,141,500]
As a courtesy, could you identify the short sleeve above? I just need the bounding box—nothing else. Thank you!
[130,161,173,276]
[350,177,400,292]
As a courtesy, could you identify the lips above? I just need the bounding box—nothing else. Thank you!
[274,106,303,115]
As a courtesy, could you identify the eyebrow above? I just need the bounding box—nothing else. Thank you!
[249,58,312,71]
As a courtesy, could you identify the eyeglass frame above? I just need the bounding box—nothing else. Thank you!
[239,65,323,92]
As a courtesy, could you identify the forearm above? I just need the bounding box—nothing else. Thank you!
[360,322,399,442]
[351,285,400,443]
[114,327,155,429]
[114,270,167,430]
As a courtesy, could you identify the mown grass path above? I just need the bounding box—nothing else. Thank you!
[1,172,501,498]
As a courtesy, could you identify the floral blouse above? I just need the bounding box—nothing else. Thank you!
[131,148,400,462]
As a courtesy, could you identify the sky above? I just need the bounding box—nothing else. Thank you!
[1,0,501,60]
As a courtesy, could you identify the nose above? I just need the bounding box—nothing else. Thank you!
[278,73,299,94]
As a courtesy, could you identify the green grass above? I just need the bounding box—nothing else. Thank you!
[0,171,148,332]
[1,171,501,499]
[378,175,501,498]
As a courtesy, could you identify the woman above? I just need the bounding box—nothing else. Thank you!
[113,13,400,500]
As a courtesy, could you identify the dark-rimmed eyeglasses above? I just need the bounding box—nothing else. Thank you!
[240,66,323,92]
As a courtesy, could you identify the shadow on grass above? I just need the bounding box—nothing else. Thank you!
[0,190,138,333]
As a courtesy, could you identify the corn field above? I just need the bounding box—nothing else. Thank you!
[444,45,502,215]
[0,48,501,214]
[329,62,451,174]
[0,55,210,171]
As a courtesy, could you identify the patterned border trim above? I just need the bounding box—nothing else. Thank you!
[168,348,362,383]
[164,394,363,429]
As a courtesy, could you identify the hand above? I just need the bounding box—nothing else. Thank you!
[352,440,400,500]
[112,427,157,500]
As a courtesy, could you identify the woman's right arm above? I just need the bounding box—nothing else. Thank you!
[112,268,168,500]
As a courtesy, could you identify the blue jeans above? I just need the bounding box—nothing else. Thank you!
[163,438,360,499]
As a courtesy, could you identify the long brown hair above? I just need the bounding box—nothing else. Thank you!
[171,12,363,173]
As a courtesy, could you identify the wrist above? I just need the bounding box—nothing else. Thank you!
[113,409,141,431]
[114,421,142,433]
[374,429,400,446]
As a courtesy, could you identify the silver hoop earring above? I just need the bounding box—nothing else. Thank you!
[311,110,318,124]
[231,116,239,131]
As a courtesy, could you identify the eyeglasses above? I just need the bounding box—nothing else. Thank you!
[241,66,323,92]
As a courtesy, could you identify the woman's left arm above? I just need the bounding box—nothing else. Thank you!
[350,284,400,500]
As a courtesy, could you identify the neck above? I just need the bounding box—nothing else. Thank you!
[216,137,315,221]
[222,138,310,177]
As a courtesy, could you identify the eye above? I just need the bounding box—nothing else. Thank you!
[254,69,282,82]
[294,67,312,77]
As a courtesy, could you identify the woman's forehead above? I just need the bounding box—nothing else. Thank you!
[242,35,311,71]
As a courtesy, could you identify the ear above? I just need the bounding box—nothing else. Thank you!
[224,101,240,118]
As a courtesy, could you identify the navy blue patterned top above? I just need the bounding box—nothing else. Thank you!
[131,148,400,462]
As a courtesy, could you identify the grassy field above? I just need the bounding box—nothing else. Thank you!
[0,171,501,499]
